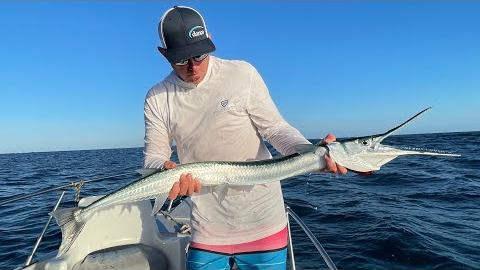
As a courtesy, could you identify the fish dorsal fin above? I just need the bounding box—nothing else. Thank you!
[214,185,229,203]
[292,144,318,154]
[136,168,163,177]
[151,193,168,216]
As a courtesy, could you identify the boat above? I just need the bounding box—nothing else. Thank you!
[3,172,338,270]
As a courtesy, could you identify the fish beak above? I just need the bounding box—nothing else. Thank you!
[371,145,460,157]
[337,143,459,173]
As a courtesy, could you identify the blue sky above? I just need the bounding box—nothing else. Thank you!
[0,1,479,154]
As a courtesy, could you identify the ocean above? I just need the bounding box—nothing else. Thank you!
[0,132,478,269]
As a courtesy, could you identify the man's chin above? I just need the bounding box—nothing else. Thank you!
[187,76,200,83]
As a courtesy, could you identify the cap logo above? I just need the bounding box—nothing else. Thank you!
[189,25,205,38]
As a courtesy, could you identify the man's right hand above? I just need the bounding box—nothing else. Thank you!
[163,161,202,200]
[163,160,177,170]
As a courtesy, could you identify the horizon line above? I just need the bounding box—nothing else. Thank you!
[1,130,477,156]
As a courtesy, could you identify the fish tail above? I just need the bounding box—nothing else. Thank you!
[49,207,86,258]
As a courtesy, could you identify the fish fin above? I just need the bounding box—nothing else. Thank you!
[136,168,163,177]
[151,193,168,216]
[292,144,318,154]
[377,107,432,141]
[49,207,86,258]
[214,185,229,203]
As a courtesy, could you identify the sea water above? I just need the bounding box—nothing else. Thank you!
[0,132,478,269]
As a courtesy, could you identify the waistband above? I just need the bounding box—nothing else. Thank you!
[189,226,288,254]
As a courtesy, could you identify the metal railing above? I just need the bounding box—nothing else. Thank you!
[286,205,338,270]
[0,172,138,207]
[0,171,139,267]
[24,191,65,266]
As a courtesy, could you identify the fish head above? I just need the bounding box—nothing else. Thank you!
[324,107,459,173]
[326,136,403,172]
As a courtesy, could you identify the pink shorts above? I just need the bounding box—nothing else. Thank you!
[189,227,288,254]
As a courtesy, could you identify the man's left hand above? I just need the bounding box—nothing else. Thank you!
[321,134,348,174]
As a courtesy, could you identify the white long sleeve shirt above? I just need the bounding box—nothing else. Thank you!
[143,56,311,245]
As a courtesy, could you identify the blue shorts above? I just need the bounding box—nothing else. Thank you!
[186,246,288,270]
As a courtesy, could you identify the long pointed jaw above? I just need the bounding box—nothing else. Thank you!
[356,144,460,172]
[327,107,460,173]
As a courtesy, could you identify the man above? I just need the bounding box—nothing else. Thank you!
[143,6,347,270]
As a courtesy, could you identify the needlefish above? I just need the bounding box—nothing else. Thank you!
[50,107,459,257]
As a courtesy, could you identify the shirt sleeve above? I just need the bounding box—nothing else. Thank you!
[143,89,173,169]
[246,66,312,156]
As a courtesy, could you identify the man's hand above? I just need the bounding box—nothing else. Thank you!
[163,160,177,169]
[321,134,348,174]
[163,161,202,200]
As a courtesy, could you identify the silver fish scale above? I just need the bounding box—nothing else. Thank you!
[175,152,323,186]
[83,169,184,214]
[79,152,324,217]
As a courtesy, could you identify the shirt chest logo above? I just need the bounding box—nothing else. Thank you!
[214,99,235,115]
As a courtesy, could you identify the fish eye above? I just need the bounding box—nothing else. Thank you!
[362,140,370,146]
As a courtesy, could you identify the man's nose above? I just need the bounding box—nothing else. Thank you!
[187,59,200,70]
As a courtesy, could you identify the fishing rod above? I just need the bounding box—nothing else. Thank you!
[0,171,139,206]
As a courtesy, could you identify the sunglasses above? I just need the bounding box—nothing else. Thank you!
[174,54,209,66]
